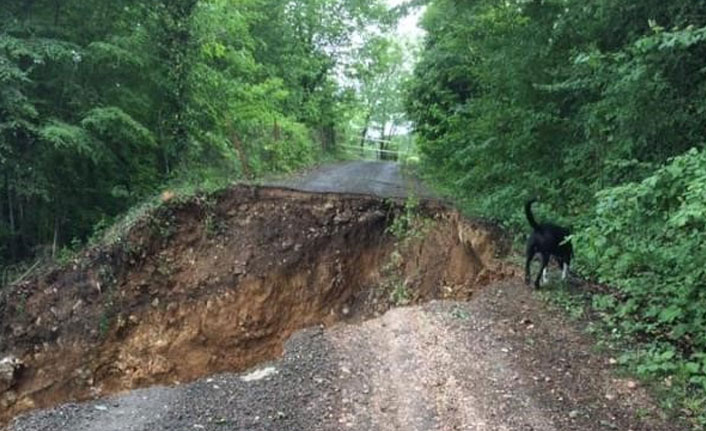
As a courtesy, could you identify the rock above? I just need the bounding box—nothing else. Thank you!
[11,325,24,337]
[333,211,352,224]
[0,356,24,392]
[72,299,84,312]
[14,396,35,410]
[569,410,580,419]
[1,390,17,408]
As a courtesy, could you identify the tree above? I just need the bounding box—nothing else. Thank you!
[351,36,410,159]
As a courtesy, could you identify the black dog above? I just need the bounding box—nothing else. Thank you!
[524,198,572,288]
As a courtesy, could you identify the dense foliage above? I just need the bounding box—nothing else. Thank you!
[579,149,706,391]
[407,0,706,422]
[0,0,393,271]
[4,0,704,423]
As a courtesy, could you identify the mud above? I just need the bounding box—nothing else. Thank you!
[0,186,512,424]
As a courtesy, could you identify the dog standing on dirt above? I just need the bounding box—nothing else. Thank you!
[524,198,572,288]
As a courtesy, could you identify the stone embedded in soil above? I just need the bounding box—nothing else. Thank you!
[0,356,23,393]
[1,390,17,409]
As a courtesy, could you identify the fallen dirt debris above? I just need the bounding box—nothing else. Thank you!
[0,185,512,425]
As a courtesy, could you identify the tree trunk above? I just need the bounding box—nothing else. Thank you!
[5,173,16,262]
[324,123,335,151]
[273,118,280,141]
[359,113,371,147]
[227,121,252,179]
[53,0,61,26]
[23,0,36,22]
[52,215,59,259]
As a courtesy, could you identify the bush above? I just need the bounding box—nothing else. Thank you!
[576,148,706,390]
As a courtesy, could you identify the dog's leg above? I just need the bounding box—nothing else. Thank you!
[525,244,536,286]
[562,262,568,280]
[535,253,549,289]
[542,267,548,284]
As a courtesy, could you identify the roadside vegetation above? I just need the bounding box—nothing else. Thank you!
[407,0,706,426]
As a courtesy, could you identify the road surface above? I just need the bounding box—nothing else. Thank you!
[268,161,430,199]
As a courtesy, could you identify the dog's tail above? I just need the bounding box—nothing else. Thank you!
[525,198,539,229]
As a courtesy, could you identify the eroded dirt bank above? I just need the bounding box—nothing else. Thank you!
[0,186,512,424]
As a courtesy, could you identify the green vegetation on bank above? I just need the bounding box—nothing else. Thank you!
[406,0,706,425]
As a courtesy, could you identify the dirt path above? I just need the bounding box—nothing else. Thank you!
[331,282,677,431]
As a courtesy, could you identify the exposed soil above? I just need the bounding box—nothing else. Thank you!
[0,185,512,425]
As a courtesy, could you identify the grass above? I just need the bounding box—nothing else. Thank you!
[450,306,471,320]
[390,280,411,306]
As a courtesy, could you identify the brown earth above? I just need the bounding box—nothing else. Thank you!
[0,185,513,425]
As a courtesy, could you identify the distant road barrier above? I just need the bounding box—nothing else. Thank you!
[338,143,403,157]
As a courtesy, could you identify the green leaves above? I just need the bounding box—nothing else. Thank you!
[86,40,146,69]
[81,107,155,149]
[39,121,96,161]
[635,25,706,53]
[576,149,706,412]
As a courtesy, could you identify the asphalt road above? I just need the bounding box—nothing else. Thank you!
[268,161,430,199]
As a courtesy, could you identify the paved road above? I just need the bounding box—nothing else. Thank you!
[268,161,430,199]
